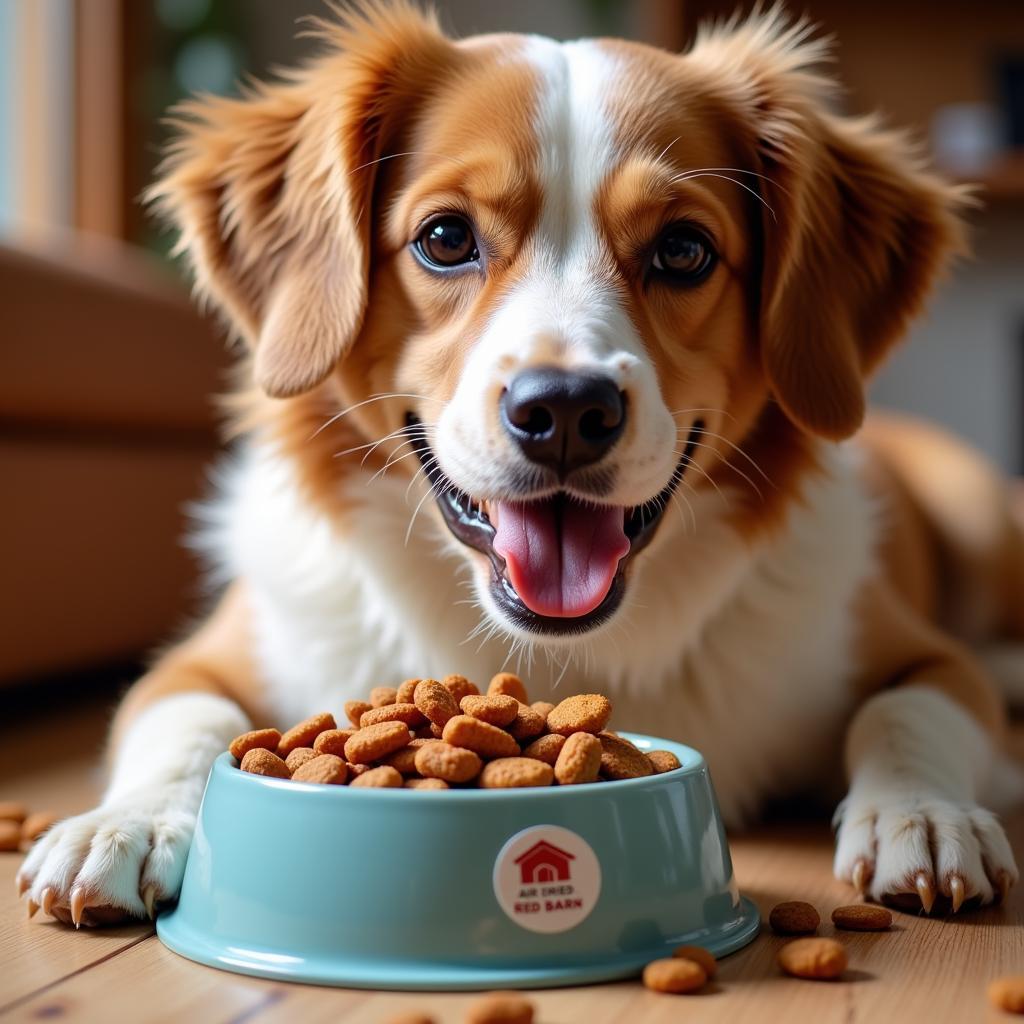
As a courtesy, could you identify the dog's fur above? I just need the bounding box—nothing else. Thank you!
[19,2,1024,926]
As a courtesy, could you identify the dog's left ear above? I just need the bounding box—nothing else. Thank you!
[690,13,968,440]
[148,3,451,398]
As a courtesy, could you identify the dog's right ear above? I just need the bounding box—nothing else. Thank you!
[148,3,451,398]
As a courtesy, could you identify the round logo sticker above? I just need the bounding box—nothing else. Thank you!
[492,824,601,933]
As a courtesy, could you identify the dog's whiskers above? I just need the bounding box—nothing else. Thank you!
[692,425,773,484]
[669,171,777,221]
[312,392,438,441]
[364,443,423,485]
[333,422,422,462]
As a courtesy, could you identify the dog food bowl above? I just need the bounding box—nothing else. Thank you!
[157,733,759,989]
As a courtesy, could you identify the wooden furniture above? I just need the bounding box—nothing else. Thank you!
[0,235,225,683]
[0,702,1021,1023]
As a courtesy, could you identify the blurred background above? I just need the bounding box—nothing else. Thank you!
[1,0,1022,694]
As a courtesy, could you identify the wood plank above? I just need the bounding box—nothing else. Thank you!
[3,815,1020,1023]
[0,702,153,1010]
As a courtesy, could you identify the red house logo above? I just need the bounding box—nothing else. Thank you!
[514,840,575,884]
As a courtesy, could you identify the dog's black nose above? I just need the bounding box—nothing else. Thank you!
[500,367,625,476]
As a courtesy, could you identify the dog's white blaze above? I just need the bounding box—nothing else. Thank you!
[434,37,677,508]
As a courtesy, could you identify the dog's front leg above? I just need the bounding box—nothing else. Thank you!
[17,588,254,927]
[834,683,1019,912]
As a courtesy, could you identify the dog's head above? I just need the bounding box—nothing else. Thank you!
[152,2,964,642]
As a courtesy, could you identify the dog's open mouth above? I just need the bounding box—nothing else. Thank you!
[407,415,701,635]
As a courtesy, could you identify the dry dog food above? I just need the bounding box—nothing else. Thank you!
[777,937,847,980]
[21,811,57,844]
[0,801,28,823]
[291,754,347,785]
[230,674,684,790]
[0,820,20,852]
[642,957,708,993]
[989,976,1024,1014]
[648,750,682,774]
[465,991,535,1024]
[831,904,892,931]
[672,944,717,978]
[479,757,554,789]
[769,900,820,935]
[554,733,602,785]
[0,803,57,854]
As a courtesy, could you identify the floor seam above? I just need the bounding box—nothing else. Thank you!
[0,930,155,1017]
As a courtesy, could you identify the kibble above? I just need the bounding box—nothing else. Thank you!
[344,721,411,764]
[21,811,57,844]
[285,747,317,772]
[479,758,554,789]
[228,728,281,761]
[672,945,717,978]
[312,729,356,757]
[414,741,482,784]
[227,676,669,792]
[291,754,347,785]
[276,713,336,757]
[370,686,398,708]
[487,673,529,704]
[769,901,820,935]
[0,821,20,852]
[395,678,420,704]
[0,801,27,823]
[442,715,519,759]
[598,732,653,780]
[521,733,567,764]
[415,679,460,728]
[344,700,372,728]
[460,694,520,727]
[642,957,707,994]
[989,976,1024,1014]
[777,937,847,980]
[359,703,426,729]
[647,750,682,774]
[350,765,403,788]
[441,674,478,703]
[465,991,534,1024]
[240,747,290,779]
[546,694,612,736]
[554,732,602,785]
[831,904,892,931]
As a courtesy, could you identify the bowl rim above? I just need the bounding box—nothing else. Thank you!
[217,731,705,801]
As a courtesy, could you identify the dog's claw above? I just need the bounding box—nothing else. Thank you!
[142,885,157,920]
[41,887,56,916]
[949,875,965,913]
[997,872,1013,905]
[915,873,935,914]
[852,858,869,896]
[27,898,39,919]
[70,887,86,929]
[16,873,29,897]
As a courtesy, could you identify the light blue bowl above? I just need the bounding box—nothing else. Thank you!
[157,733,759,989]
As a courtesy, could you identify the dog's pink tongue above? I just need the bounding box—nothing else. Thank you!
[492,499,629,618]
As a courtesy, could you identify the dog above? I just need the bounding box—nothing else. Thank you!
[19,1,1023,927]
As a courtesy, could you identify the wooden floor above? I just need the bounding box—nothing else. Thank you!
[1,699,1021,1023]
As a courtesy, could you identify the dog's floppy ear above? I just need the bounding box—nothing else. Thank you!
[148,3,450,398]
[690,12,968,440]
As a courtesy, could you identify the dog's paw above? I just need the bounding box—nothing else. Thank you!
[16,790,196,927]
[833,793,1018,914]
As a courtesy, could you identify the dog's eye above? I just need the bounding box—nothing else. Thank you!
[416,215,479,268]
[651,223,716,283]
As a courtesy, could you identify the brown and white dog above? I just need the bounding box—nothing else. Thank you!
[19,2,1024,926]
